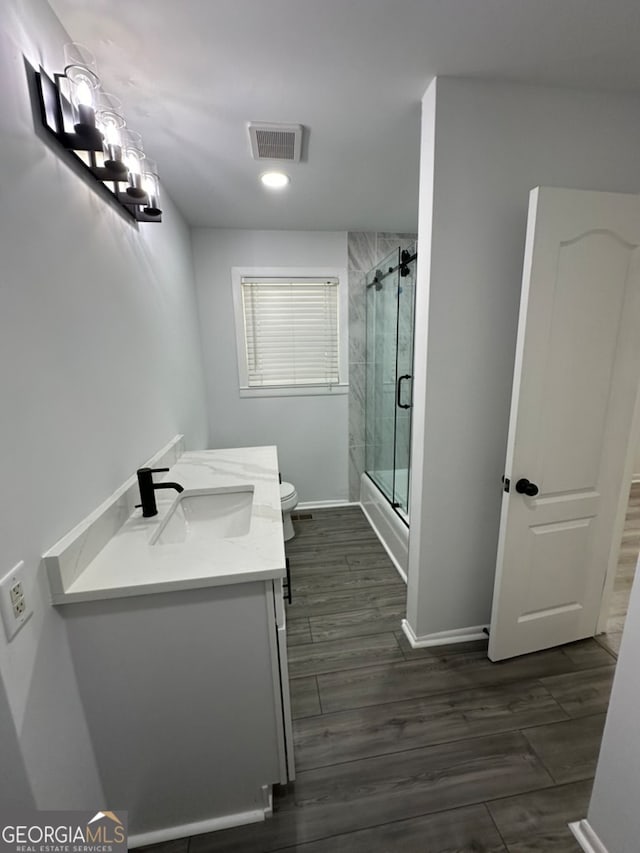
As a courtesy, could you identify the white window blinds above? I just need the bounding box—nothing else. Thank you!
[240,277,340,387]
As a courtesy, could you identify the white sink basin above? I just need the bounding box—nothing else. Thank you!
[150,486,254,545]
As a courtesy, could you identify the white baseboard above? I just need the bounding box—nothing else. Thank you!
[401,618,489,648]
[128,808,267,848]
[569,820,609,853]
[360,501,408,583]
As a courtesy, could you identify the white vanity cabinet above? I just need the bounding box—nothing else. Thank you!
[44,444,294,846]
[62,575,294,845]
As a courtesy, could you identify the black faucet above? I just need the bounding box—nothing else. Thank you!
[136,467,184,517]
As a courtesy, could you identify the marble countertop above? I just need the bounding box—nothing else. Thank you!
[48,446,286,604]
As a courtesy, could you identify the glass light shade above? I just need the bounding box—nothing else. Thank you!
[63,42,98,75]
[96,93,127,175]
[63,43,100,135]
[65,65,101,133]
[122,130,147,198]
[142,159,161,216]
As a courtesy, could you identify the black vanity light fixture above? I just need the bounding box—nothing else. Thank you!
[32,42,162,223]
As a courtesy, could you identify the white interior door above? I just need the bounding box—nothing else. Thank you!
[489,187,640,661]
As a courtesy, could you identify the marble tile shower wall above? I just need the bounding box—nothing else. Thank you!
[347,232,417,500]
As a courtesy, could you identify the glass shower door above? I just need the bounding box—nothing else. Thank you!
[365,243,416,518]
[365,247,399,505]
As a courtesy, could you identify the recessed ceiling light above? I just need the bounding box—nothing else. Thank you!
[260,171,290,189]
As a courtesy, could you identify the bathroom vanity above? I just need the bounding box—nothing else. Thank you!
[43,442,294,846]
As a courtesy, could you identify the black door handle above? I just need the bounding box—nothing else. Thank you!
[515,478,539,497]
[397,374,412,409]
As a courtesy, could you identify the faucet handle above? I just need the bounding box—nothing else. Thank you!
[137,467,170,476]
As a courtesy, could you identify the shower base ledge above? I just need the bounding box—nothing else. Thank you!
[359,473,408,582]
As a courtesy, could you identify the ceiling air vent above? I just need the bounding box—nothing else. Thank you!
[248,122,303,162]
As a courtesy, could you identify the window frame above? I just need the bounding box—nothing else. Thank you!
[231,266,349,398]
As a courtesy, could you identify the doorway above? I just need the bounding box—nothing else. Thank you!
[598,481,640,655]
[488,187,640,661]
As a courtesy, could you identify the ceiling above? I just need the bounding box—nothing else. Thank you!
[48,0,640,232]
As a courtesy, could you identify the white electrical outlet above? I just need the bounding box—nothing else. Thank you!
[0,562,33,640]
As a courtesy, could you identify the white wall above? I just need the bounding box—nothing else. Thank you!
[587,568,640,852]
[0,0,208,808]
[407,77,640,639]
[192,228,349,502]
[0,676,34,811]
[405,81,436,633]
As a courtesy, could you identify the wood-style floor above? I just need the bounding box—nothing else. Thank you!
[169,506,618,853]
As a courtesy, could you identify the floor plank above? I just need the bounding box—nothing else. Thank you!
[286,541,389,559]
[290,566,402,595]
[192,733,551,853]
[287,584,406,618]
[285,556,349,574]
[487,780,592,853]
[286,616,312,646]
[287,506,372,525]
[308,603,405,642]
[267,804,507,853]
[294,680,567,771]
[290,677,322,719]
[286,530,388,552]
[288,632,404,678]
[317,641,613,714]
[596,631,623,656]
[522,714,607,784]
[317,656,473,713]
[559,639,617,669]
[540,666,615,718]
[345,552,401,569]
[279,732,553,842]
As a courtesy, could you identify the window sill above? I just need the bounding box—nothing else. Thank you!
[239,384,349,399]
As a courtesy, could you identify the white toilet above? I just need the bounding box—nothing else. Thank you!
[280,481,299,541]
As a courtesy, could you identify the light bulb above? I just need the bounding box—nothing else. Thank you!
[103,123,120,145]
[260,171,290,189]
[76,78,94,107]
[124,154,139,173]
[142,159,161,216]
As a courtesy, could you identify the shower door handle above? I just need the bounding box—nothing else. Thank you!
[397,374,412,409]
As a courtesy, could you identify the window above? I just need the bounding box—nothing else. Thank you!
[232,267,348,397]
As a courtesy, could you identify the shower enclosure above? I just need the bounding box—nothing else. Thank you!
[364,243,417,522]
